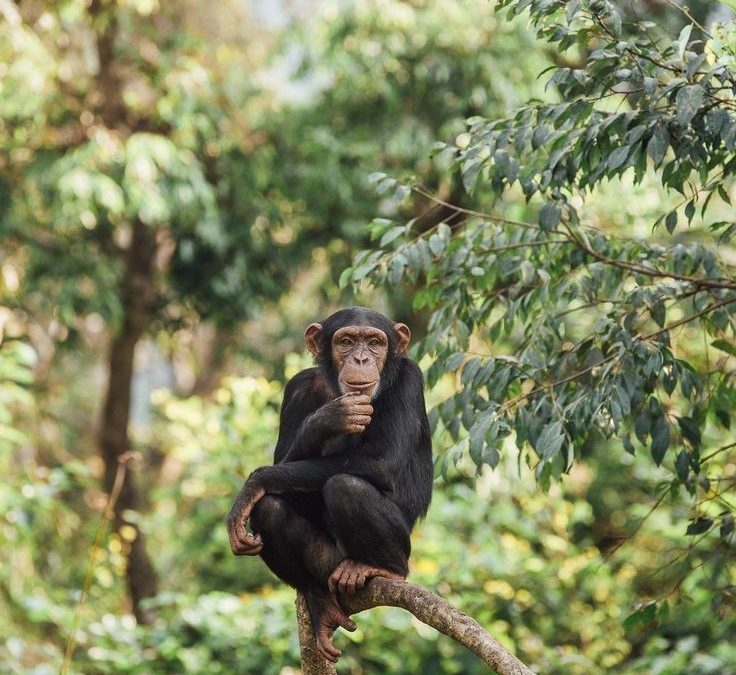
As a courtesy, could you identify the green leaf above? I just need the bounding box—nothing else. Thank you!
[539,202,561,231]
[711,339,736,357]
[481,444,501,469]
[664,210,677,234]
[462,160,482,192]
[428,233,446,256]
[380,226,405,247]
[624,602,657,632]
[675,85,704,126]
[368,172,387,184]
[675,450,690,482]
[650,415,669,465]
[446,353,465,371]
[677,25,692,60]
[677,416,701,449]
[535,420,564,460]
[718,185,732,205]
[686,517,713,535]
[607,146,630,171]
[394,184,411,203]
[684,200,695,224]
[634,410,650,443]
[720,514,734,538]
[651,299,666,327]
[338,267,354,289]
[647,125,669,165]
[469,410,494,464]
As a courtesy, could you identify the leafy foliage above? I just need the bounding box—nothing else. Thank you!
[0,1,306,334]
[0,339,35,451]
[5,372,735,674]
[346,0,736,613]
[348,0,736,482]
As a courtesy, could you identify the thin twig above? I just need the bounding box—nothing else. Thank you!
[661,0,712,39]
[701,441,736,464]
[564,225,736,292]
[605,491,669,559]
[642,294,736,340]
[410,185,736,292]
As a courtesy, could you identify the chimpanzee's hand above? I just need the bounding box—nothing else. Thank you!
[313,392,373,435]
[226,482,266,556]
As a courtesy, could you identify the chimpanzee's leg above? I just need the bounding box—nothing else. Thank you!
[322,474,411,587]
[250,494,356,662]
[250,493,341,588]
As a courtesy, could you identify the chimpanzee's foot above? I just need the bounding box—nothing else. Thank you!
[328,558,406,594]
[304,589,357,663]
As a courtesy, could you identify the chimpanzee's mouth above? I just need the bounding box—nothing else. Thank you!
[345,380,378,390]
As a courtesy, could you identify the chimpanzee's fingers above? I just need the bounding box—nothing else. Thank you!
[235,542,263,556]
[346,415,372,426]
[341,393,370,403]
[234,531,263,555]
[338,572,349,594]
[328,570,340,593]
[233,541,262,555]
[346,572,357,594]
[339,392,365,400]
[345,424,366,434]
[229,521,248,551]
[349,404,373,415]
[355,571,366,589]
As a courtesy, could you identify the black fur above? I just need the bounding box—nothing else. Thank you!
[231,307,433,594]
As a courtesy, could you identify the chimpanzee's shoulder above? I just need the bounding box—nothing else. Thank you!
[398,357,425,385]
[283,367,327,402]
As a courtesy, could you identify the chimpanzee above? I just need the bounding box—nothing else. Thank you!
[226,307,433,662]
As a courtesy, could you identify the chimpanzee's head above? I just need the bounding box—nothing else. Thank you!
[305,307,411,399]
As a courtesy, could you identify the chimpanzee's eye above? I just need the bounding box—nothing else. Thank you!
[369,338,381,347]
[340,337,353,347]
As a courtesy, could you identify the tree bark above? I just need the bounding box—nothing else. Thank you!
[89,0,162,623]
[99,220,158,623]
[296,579,536,675]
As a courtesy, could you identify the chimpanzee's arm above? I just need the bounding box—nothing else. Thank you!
[226,453,380,555]
[274,370,373,463]
[364,358,433,525]
[272,370,326,464]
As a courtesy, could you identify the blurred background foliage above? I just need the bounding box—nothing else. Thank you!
[1,0,735,673]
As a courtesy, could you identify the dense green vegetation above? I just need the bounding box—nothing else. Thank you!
[1,1,735,673]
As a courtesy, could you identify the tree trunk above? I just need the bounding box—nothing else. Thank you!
[99,220,158,623]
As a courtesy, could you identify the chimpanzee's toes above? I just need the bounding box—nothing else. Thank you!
[305,589,356,663]
[316,627,341,662]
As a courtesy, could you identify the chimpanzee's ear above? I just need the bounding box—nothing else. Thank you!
[304,323,323,357]
[394,323,411,355]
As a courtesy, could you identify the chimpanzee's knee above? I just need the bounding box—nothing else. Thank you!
[250,494,288,537]
[323,473,372,507]
[322,474,410,575]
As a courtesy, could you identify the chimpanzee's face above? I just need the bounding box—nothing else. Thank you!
[330,325,389,399]
[304,312,411,401]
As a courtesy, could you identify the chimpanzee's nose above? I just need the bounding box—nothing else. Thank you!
[354,350,370,365]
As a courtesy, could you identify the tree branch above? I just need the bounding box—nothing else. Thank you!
[296,579,536,675]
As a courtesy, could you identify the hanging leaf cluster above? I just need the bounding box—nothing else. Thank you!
[345,0,736,519]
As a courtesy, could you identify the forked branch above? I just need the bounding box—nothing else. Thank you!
[296,579,536,675]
